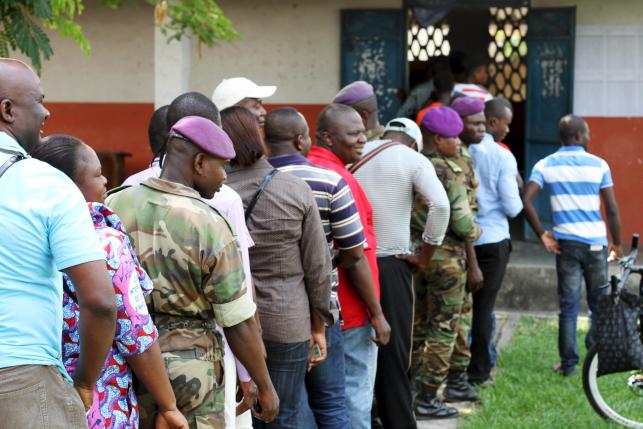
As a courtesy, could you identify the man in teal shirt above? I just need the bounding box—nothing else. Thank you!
[0,59,117,428]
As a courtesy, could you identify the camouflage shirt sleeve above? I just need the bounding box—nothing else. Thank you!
[202,227,256,328]
[433,157,482,243]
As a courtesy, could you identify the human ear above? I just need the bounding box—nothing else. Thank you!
[359,110,369,127]
[193,152,207,176]
[295,135,304,152]
[321,131,333,147]
[0,99,14,123]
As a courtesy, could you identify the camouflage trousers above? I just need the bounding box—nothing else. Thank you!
[138,316,226,429]
[412,250,472,390]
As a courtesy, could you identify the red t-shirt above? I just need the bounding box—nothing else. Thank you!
[308,146,380,330]
[497,141,511,152]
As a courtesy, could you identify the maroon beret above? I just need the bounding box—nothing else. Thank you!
[170,116,236,160]
[451,97,485,117]
[332,81,375,105]
[422,106,464,138]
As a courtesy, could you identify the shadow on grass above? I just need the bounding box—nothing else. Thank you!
[462,317,622,429]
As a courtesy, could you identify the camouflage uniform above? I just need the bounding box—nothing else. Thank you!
[106,177,256,429]
[411,147,481,390]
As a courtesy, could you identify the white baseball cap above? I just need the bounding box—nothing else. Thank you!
[384,117,423,152]
[211,77,277,110]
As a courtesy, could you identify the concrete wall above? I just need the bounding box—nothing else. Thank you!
[191,0,401,104]
[532,0,643,26]
[37,2,154,103]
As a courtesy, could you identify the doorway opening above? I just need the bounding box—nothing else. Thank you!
[404,5,529,236]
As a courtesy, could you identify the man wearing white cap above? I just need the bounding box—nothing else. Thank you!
[212,77,276,127]
[351,118,450,428]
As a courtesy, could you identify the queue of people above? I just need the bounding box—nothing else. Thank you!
[0,52,623,429]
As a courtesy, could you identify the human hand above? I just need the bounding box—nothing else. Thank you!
[370,313,391,346]
[236,380,257,416]
[466,264,484,293]
[252,384,279,423]
[73,383,94,411]
[395,254,427,272]
[307,330,328,372]
[155,409,188,429]
[540,231,560,254]
[608,243,623,261]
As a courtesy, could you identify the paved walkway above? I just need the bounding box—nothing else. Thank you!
[416,311,520,429]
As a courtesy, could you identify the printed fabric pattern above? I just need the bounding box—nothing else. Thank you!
[62,202,158,429]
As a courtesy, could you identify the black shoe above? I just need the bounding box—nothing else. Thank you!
[444,371,480,402]
[415,397,459,420]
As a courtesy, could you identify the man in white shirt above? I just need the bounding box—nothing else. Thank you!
[352,118,450,429]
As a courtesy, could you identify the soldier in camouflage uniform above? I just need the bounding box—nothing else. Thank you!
[106,116,279,429]
[447,96,488,396]
[411,106,482,419]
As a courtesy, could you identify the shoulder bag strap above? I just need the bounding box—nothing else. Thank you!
[245,169,278,221]
[0,149,26,179]
[349,141,401,174]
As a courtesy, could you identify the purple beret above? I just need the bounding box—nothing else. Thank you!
[170,116,236,160]
[332,81,375,105]
[422,106,464,137]
[450,96,485,117]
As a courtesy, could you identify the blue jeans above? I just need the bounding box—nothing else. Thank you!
[556,240,609,373]
[253,340,309,429]
[343,323,377,429]
[298,324,351,429]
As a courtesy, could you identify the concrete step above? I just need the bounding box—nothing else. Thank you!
[496,240,641,313]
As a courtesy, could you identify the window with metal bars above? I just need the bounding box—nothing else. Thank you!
[407,18,451,62]
[487,6,528,102]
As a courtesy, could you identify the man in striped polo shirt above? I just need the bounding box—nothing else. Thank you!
[264,107,371,428]
[523,114,622,376]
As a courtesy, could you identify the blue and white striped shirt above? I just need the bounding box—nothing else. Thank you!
[529,146,613,245]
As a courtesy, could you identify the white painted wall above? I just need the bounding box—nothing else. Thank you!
[533,0,643,116]
[191,0,401,104]
[30,2,154,103]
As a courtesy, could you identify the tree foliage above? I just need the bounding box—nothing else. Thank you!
[0,0,239,72]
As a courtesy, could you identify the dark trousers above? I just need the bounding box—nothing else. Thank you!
[253,340,309,429]
[468,239,512,383]
[374,256,416,429]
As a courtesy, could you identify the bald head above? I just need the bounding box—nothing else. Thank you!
[0,59,49,152]
[316,104,366,165]
[317,104,360,136]
[559,114,589,147]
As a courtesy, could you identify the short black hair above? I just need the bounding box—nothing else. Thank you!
[264,107,305,142]
[30,134,84,181]
[485,98,513,120]
[559,114,587,145]
[167,92,220,128]
[148,105,169,157]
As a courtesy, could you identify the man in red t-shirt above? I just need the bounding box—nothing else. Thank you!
[308,103,390,429]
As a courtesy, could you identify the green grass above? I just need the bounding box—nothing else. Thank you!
[462,317,625,429]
